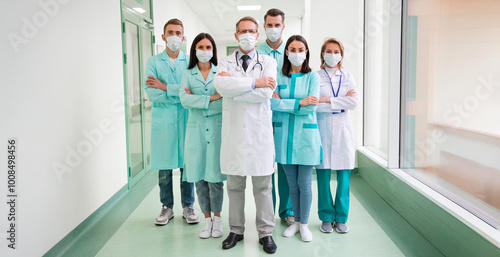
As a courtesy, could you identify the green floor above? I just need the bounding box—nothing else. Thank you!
[92,171,443,257]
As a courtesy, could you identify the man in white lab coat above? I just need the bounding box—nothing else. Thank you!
[214,16,278,254]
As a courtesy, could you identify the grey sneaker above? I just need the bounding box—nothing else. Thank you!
[281,216,295,227]
[335,222,350,233]
[320,221,333,233]
[182,207,200,224]
[155,206,174,225]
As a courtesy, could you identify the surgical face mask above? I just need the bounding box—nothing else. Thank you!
[265,28,282,42]
[288,52,307,67]
[196,49,213,63]
[166,35,182,51]
[238,33,257,51]
[323,53,342,67]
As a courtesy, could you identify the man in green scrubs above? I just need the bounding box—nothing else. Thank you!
[256,8,294,226]
[144,18,199,226]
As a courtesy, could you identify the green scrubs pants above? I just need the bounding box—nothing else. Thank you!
[316,169,350,223]
[272,163,294,219]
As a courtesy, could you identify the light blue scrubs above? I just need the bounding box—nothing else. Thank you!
[144,50,189,170]
[271,71,322,224]
[271,72,322,165]
[180,63,226,214]
[144,50,194,208]
[179,64,226,183]
[257,40,293,219]
[256,40,285,74]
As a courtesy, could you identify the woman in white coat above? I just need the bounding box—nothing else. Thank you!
[315,38,358,234]
[180,33,226,239]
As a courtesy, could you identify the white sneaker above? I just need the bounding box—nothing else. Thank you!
[299,223,313,242]
[283,222,300,237]
[211,216,223,238]
[182,207,200,224]
[335,222,350,233]
[155,206,174,225]
[199,218,212,239]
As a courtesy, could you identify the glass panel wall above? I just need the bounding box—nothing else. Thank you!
[400,0,500,227]
[363,0,393,159]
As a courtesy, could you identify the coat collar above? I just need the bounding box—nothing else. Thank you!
[160,50,187,62]
[229,50,260,74]
[190,63,217,84]
[323,67,342,77]
[259,40,285,55]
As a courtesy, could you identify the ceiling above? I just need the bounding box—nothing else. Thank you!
[184,0,305,38]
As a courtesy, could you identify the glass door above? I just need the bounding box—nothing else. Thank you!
[122,6,154,187]
[142,28,153,170]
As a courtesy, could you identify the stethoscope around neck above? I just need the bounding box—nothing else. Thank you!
[235,51,263,72]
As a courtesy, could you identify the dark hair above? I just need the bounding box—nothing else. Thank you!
[264,8,285,24]
[320,37,345,69]
[235,16,258,32]
[282,35,311,77]
[163,18,184,34]
[188,33,218,69]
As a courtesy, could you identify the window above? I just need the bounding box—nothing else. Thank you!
[400,0,500,227]
[363,0,396,159]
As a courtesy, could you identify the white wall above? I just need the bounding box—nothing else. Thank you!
[0,0,127,256]
[152,0,214,56]
[308,0,365,150]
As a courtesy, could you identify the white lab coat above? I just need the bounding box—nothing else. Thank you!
[214,51,277,176]
[316,68,358,170]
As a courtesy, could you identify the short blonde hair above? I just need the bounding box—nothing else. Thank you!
[320,38,345,69]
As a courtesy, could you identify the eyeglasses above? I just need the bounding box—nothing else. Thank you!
[237,29,257,34]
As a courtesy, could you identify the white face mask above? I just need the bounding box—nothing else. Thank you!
[196,49,213,63]
[166,35,182,51]
[265,28,282,43]
[288,52,307,67]
[323,53,342,67]
[238,33,257,51]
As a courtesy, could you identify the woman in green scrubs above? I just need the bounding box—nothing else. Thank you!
[179,33,226,239]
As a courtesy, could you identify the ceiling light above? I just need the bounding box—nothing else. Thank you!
[133,7,146,13]
[237,5,261,11]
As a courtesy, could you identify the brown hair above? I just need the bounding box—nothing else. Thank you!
[320,38,344,69]
[163,18,184,34]
[188,33,218,69]
[282,35,312,77]
[235,16,258,32]
[264,8,285,24]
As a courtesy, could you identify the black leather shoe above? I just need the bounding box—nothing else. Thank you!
[259,236,277,254]
[222,232,244,249]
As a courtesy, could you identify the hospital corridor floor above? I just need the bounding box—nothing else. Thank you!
[63,170,444,257]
